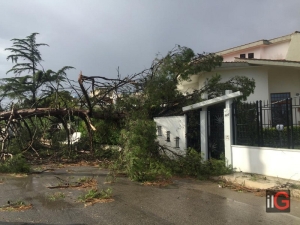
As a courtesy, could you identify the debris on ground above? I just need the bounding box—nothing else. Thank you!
[216,178,266,197]
[143,179,173,187]
[47,176,97,189]
[0,201,32,211]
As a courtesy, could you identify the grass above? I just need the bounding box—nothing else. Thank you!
[105,172,117,184]
[78,188,113,206]
[249,174,258,181]
[47,192,65,201]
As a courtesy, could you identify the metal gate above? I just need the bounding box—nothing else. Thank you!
[186,109,201,152]
[208,104,225,159]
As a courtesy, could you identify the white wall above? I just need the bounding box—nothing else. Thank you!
[177,74,199,94]
[268,67,300,97]
[232,145,300,181]
[154,115,187,156]
[198,67,269,102]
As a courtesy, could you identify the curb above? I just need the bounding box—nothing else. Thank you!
[214,174,300,199]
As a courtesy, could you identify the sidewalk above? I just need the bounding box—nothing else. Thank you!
[215,172,300,199]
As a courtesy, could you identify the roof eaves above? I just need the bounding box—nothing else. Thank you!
[216,40,268,56]
[216,32,298,56]
[234,57,300,67]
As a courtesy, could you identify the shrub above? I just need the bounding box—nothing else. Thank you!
[120,119,171,181]
[0,154,30,173]
[168,149,232,179]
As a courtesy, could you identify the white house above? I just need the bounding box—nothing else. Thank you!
[178,31,300,103]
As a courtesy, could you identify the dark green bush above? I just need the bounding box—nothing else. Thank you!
[120,119,172,181]
[0,154,30,173]
[167,149,233,179]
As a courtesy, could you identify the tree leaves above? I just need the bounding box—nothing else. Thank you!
[1,33,74,108]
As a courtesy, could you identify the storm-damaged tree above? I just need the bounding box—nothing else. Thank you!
[100,45,256,181]
[0,33,73,108]
[116,45,255,119]
[0,33,82,159]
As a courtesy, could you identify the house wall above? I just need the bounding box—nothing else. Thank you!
[260,41,290,60]
[222,41,290,62]
[177,82,198,94]
[286,32,300,61]
[268,67,300,98]
[198,67,269,102]
[154,115,187,156]
[222,47,263,62]
[232,145,300,181]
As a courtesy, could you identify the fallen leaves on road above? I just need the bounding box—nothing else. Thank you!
[143,179,173,187]
[0,201,32,211]
[218,179,265,197]
[84,198,114,207]
[47,176,98,189]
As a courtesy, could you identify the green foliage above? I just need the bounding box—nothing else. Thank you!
[0,154,30,173]
[119,119,171,181]
[47,192,65,201]
[116,46,255,120]
[92,119,121,145]
[202,74,255,101]
[168,149,232,179]
[1,33,74,107]
[38,84,77,108]
[5,33,48,76]
[262,126,300,148]
[78,188,113,202]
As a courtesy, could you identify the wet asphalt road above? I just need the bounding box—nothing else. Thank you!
[0,165,299,225]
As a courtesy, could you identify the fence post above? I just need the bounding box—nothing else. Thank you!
[286,98,290,149]
[200,108,208,160]
[259,100,263,147]
[232,102,237,145]
[224,90,233,166]
[289,98,294,149]
[256,101,260,146]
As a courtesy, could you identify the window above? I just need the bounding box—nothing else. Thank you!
[248,53,254,59]
[166,131,170,142]
[240,54,246,58]
[157,126,162,136]
[271,93,290,103]
[175,137,180,148]
[271,93,291,126]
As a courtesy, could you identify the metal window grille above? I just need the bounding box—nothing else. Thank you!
[271,93,291,126]
[175,137,180,148]
[166,131,170,142]
[157,126,162,136]
[248,53,254,58]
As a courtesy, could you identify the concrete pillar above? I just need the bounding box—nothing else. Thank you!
[200,107,208,160]
[224,90,233,166]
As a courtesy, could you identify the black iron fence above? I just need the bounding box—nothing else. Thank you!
[232,98,300,149]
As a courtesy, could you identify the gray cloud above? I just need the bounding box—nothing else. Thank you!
[1,0,300,80]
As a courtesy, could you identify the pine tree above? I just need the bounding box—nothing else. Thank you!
[1,33,73,108]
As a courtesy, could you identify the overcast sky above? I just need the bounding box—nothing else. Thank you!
[1,0,300,81]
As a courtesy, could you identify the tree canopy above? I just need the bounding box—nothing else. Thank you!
[0,35,256,166]
[0,33,74,108]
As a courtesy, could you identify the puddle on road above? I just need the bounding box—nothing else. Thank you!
[8,175,45,192]
[24,194,77,211]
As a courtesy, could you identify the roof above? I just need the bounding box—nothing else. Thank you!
[216,31,300,56]
[234,58,300,68]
